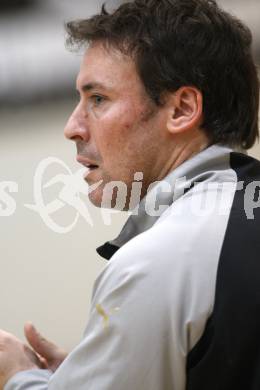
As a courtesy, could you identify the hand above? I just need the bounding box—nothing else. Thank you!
[0,329,42,389]
[24,323,68,372]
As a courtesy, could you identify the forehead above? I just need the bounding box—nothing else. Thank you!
[76,42,144,94]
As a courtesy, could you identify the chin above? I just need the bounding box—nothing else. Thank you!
[88,187,130,211]
[88,191,103,208]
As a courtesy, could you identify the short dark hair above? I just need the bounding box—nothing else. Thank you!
[66,0,259,149]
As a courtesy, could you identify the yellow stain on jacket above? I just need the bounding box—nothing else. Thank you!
[96,304,120,329]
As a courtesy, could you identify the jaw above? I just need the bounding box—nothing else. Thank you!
[87,177,147,211]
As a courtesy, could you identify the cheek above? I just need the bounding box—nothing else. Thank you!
[90,102,154,176]
[95,117,136,161]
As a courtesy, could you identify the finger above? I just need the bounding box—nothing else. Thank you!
[23,344,47,369]
[24,322,58,361]
[24,322,67,368]
[35,354,48,369]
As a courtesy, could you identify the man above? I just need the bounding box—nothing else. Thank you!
[1,0,259,388]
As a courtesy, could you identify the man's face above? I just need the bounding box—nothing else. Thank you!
[64,42,167,209]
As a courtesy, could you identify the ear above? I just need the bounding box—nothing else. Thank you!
[166,87,203,134]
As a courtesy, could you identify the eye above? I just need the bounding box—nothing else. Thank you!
[91,95,105,106]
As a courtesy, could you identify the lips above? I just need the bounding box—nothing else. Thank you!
[76,156,99,169]
[86,164,98,169]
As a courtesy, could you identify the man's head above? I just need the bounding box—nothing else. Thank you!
[64,0,259,208]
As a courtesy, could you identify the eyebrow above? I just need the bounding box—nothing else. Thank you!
[78,82,110,93]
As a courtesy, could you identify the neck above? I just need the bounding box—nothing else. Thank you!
[158,129,210,181]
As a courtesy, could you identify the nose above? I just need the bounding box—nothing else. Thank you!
[64,103,90,142]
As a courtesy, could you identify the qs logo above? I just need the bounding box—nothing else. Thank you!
[25,157,103,233]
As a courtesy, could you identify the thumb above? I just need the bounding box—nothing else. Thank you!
[24,322,67,371]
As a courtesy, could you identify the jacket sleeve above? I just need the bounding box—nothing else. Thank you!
[4,236,187,390]
[49,242,183,390]
[4,370,51,390]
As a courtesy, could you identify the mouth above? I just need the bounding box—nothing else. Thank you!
[77,156,98,167]
[76,156,99,177]
[85,164,99,170]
